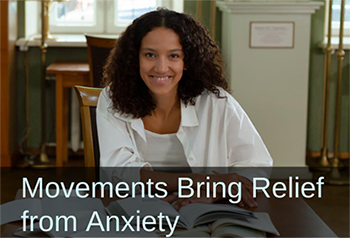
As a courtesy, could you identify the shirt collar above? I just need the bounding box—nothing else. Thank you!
[112,111,146,141]
[181,101,199,127]
[112,110,134,122]
[112,111,144,132]
[112,100,199,127]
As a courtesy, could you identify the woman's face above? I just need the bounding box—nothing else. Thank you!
[139,27,185,100]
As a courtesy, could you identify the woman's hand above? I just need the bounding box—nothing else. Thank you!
[211,173,257,208]
[161,173,257,210]
[161,190,222,210]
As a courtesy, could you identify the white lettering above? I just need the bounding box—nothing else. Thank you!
[178,178,194,198]
[60,182,75,198]
[46,182,60,198]
[272,182,286,198]
[228,182,241,204]
[86,211,105,232]
[166,215,180,237]
[75,182,89,198]
[253,177,270,198]
[39,215,53,232]
[115,182,129,199]
[155,182,168,198]
[21,210,29,231]
[56,215,76,231]
[316,176,324,198]
[301,182,315,198]
[92,182,113,198]
[142,215,156,232]
[23,177,42,198]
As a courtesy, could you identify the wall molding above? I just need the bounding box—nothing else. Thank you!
[22,147,84,157]
[306,151,350,160]
[216,1,324,14]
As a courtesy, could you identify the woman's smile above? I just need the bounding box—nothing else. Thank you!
[151,75,171,84]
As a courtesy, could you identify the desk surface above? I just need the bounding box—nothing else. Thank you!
[254,195,337,237]
[2,193,337,237]
[46,62,89,74]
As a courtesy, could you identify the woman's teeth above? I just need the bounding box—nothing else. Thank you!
[154,76,169,81]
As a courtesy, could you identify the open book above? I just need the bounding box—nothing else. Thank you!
[169,213,280,237]
[1,195,279,237]
[106,196,280,237]
[1,196,157,238]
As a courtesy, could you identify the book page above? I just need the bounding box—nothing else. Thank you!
[178,203,255,228]
[12,197,108,238]
[0,199,42,225]
[113,196,190,228]
[211,225,266,238]
[212,212,279,236]
[168,225,210,237]
[67,226,158,237]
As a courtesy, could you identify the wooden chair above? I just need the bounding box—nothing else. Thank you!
[85,34,117,87]
[74,86,102,182]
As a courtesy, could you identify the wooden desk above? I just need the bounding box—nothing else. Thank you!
[46,62,91,167]
[0,169,340,237]
[1,193,337,237]
[254,196,337,237]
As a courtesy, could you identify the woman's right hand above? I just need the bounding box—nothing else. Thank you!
[161,173,258,210]
[202,173,258,208]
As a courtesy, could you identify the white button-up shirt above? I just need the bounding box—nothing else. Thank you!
[97,87,273,184]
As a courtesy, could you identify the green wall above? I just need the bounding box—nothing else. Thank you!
[17,47,88,148]
[17,1,349,155]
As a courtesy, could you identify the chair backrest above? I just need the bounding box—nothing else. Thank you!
[74,86,102,183]
[85,34,116,87]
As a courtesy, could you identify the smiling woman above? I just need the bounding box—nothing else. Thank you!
[97,8,273,209]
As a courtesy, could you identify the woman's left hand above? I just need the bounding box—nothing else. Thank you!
[161,190,222,210]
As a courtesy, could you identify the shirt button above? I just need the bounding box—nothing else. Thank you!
[189,157,194,161]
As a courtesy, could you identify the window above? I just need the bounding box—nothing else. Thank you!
[325,0,350,37]
[48,0,183,34]
[24,0,182,37]
[49,0,102,33]
[114,0,159,26]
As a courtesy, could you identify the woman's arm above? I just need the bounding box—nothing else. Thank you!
[97,89,150,184]
[225,95,273,182]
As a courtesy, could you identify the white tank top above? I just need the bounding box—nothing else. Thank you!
[142,129,189,168]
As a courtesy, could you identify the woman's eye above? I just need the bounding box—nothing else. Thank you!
[145,53,155,58]
[170,54,179,59]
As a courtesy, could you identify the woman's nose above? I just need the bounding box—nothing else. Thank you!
[154,57,168,73]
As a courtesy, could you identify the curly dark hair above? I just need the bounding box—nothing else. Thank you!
[103,8,228,118]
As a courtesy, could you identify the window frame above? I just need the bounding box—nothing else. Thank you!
[38,0,183,35]
[324,0,350,37]
[48,0,104,34]
[106,0,168,34]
